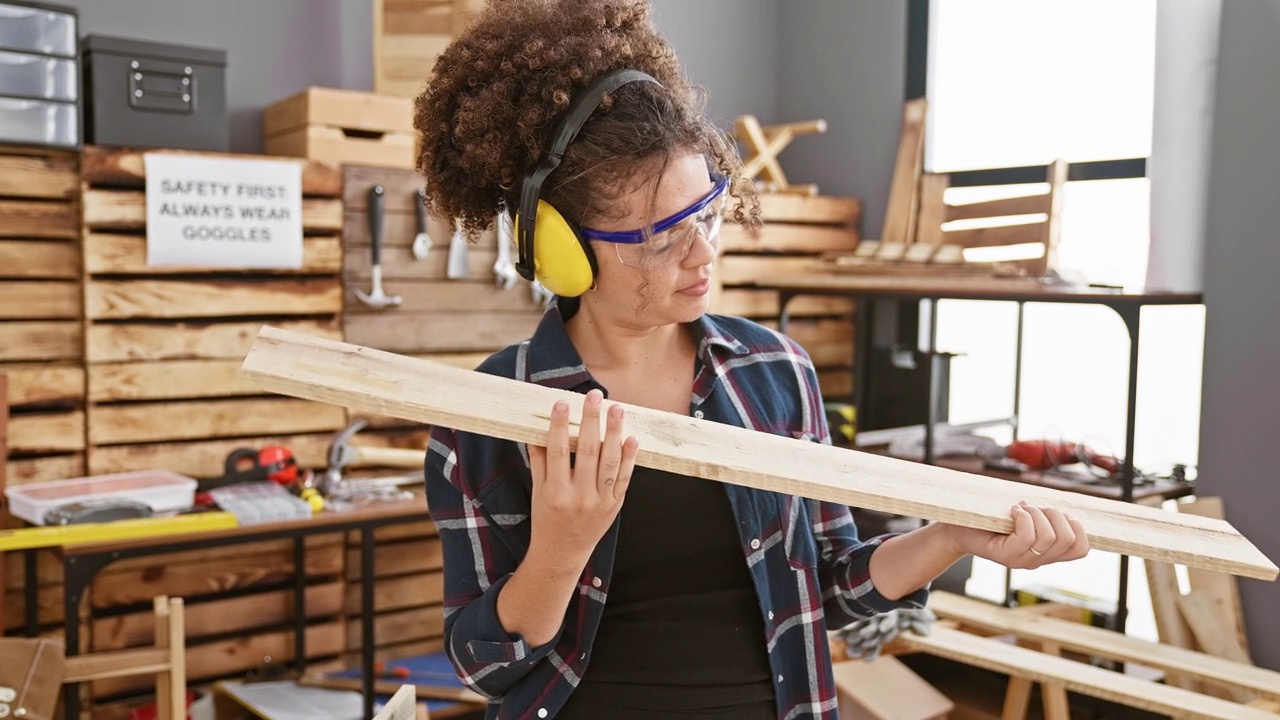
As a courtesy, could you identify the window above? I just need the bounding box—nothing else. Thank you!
[922,0,1204,641]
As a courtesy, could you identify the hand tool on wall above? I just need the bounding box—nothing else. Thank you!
[493,211,519,288]
[354,185,403,309]
[530,279,555,307]
[411,187,432,260]
[446,218,470,279]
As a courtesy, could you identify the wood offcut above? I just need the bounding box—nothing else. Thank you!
[240,326,1278,581]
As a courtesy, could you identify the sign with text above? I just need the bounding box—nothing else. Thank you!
[144,153,304,269]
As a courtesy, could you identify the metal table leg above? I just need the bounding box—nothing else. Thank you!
[294,536,307,672]
[1112,303,1143,636]
[362,526,376,719]
[24,549,38,637]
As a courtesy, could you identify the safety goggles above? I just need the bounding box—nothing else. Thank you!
[580,173,729,268]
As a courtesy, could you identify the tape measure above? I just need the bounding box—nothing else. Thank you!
[0,512,238,552]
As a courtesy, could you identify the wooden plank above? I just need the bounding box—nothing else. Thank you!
[0,199,78,238]
[91,621,345,698]
[943,221,1049,250]
[84,233,342,275]
[345,311,541,354]
[88,433,332,479]
[0,321,81,361]
[85,278,343,320]
[758,317,855,368]
[713,288,854,318]
[929,591,1280,703]
[81,145,343,197]
[720,222,859,254]
[756,194,861,226]
[90,540,343,609]
[0,240,79,279]
[3,363,84,406]
[344,280,546,315]
[86,318,341,363]
[0,152,78,199]
[263,88,415,137]
[241,327,1280,581]
[266,126,415,171]
[946,193,1051,223]
[881,98,927,245]
[817,369,853,400]
[83,190,343,232]
[5,453,84,486]
[9,411,85,453]
[900,626,1276,720]
[346,537,443,580]
[1177,592,1253,666]
[92,582,345,651]
[0,280,80,319]
[64,647,171,683]
[344,166,431,211]
[346,602,445,649]
[345,209,460,249]
[90,359,274,402]
[88,397,345,445]
[718,255,821,286]
[831,655,953,720]
[384,9,452,35]
[345,570,444,613]
[915,173,950,247]
[1179,497,1250,656]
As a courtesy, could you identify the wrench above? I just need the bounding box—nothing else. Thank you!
[493,211,519,289]
[446,218,469,279]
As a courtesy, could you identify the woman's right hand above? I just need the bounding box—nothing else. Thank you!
[527,389,639,566]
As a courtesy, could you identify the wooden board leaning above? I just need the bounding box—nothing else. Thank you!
[241,326,1277,582]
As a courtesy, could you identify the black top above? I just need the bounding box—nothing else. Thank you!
[556,467,776,719]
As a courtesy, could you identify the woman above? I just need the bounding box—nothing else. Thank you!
[418,2,1089,718]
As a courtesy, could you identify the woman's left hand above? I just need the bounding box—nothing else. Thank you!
[946,501,1090,569]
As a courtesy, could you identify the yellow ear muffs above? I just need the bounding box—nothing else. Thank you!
[515,199,598,298]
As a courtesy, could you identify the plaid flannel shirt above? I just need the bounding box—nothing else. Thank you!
[424,302,929,719]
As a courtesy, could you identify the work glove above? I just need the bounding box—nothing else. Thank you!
[838,606,937,661]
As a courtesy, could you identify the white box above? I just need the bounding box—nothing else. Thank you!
[5,470,198,526]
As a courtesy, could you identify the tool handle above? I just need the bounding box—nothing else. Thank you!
[415,187,428,234]
[368,185,385,266]
[354,445,426,468]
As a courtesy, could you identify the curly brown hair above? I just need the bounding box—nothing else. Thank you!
[413,0,759,238]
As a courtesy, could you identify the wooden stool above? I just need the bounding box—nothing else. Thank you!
[734,115,827,195]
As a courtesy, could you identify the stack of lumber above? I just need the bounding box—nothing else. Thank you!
[80,146,348,478]
[0,147,86,487]
[341,164,541,662]
[373,0,484,99]
[712,193,861,399]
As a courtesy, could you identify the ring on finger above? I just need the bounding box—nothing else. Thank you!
[1028,546,1045,557]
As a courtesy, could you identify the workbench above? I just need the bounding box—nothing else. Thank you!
[765,274,1204,633]
[22,499,432,720]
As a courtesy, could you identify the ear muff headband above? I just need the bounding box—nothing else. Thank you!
[515,69,661,296]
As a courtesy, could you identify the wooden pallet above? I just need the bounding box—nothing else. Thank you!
[79,146,348,479]
[712,193,862,400]
[0,146,86,487]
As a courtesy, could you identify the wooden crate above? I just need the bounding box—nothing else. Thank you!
[712,193,862,400]
[264,88,415,170]
[0,146,86,487]
[373,0,484,99]
[80,146,349,479]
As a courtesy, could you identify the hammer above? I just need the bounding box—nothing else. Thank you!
[354,185,403,310]
[323,420,425,490]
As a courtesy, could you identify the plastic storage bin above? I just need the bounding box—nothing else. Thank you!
[0,2,76,58]
[0,49,76,100]
[0,95,76,146]
[5,470,198,526]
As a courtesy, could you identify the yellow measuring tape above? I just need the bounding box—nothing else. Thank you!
[0,512,239,551]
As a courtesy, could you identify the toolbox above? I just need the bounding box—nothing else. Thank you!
[0,1,80,148]
[82,34,227,151]
[5,470,198,525]
[263,86,415,169]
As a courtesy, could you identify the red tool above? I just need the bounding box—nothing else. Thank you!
[198,445,298,493]
[1005,439,1119,474]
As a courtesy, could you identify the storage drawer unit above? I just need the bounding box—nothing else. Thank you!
[0,1,79,148]
[82,34,227,151]
[0,49,76,100]
[0,1,75,57]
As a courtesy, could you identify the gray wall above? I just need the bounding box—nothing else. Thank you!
[777,2,907,237]
[61,0,372,153]
[1198,0,1280,669]
[59,0,777,153]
